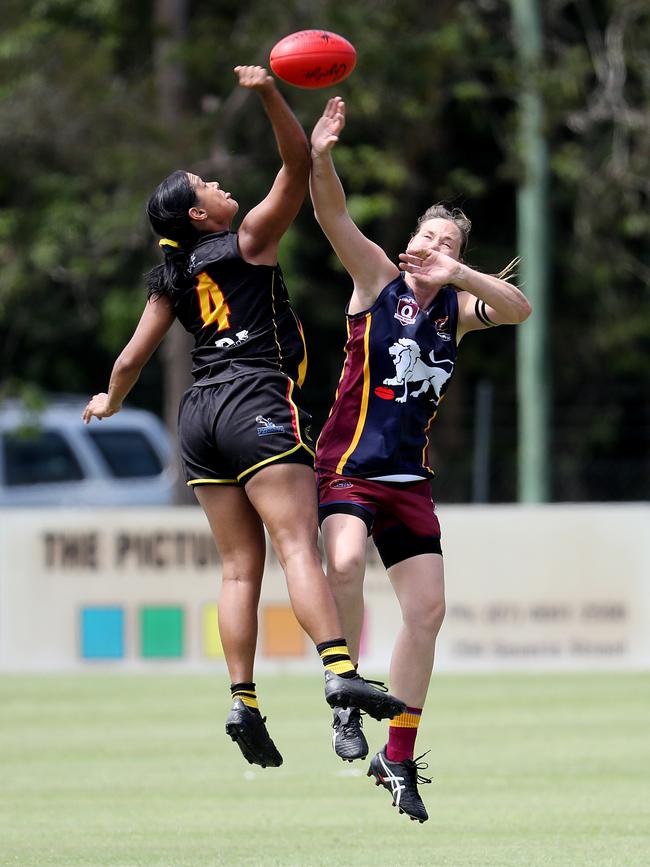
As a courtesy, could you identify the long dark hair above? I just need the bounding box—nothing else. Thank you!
[145,170,200,300]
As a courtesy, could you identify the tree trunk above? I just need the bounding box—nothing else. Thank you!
[153,0,195,505]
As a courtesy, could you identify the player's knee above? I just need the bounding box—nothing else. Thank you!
[221,555,264,586]
[405,593,446,636]
[270,527,319,571]
[327,551,365,590]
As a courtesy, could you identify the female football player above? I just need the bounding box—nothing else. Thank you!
[310,96,531,821]
[83,70,404,771]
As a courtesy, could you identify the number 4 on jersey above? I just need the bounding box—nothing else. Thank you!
[195,273,231,330]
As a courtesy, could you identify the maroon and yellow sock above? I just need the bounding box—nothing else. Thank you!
[316,638,356,678]
[230,681,260,713]
[386,706,422,762]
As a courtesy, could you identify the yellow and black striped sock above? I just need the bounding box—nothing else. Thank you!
[317,638,356,678]
[230,681,260,713]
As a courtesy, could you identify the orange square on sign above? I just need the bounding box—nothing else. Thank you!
[263,606,305,657]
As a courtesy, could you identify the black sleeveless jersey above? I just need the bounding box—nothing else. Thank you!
[171,232,308,387]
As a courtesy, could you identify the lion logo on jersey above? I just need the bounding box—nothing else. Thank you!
[384,338,454,403]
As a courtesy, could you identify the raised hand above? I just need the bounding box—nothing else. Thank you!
[234,65,275,93]
[399,249,464,289]
[311,97,345,156]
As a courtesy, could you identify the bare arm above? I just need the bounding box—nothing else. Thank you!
[83,295,175,423]
[235,66,310,265]
[454,266,531,339]
[310,97,398,313]
[399,250,532,341]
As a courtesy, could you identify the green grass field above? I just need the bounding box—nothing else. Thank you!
[1,672,648,867]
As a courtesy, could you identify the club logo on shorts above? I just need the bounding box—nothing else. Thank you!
[394,297,420,326]
[256,415,285,436]
[330,479,353,489]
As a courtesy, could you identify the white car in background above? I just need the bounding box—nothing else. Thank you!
[0,397,176,506]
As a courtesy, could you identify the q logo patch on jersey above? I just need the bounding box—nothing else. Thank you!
[394,297,420,326]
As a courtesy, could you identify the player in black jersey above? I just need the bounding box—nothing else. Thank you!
[83,67,405,770]
[310,97,532,820]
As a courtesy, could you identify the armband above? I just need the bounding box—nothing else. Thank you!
[474,299,497,327]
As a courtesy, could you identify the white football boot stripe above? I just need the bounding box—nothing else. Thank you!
[378,752,406,806]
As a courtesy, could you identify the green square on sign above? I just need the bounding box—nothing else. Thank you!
[140,606,184,658]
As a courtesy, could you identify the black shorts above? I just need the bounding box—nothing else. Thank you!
[178,370,315,486]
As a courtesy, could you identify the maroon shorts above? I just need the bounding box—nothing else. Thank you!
[317,469,442,569]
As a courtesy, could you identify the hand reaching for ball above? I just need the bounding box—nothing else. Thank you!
[234,65,275,92]
[311,97,346,156]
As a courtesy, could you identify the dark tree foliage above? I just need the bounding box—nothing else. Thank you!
[0,0,647,501]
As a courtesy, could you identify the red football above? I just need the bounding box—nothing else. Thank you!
[270,30,356,89]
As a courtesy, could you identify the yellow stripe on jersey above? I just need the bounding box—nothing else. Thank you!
[295,317,308,388]
[421,409,438,473]
[333,319,352,403]
[315,319,351,454]
[336,313,372,475]
[270,271,284,369]
[421,390,449,472]
[285,378,303,442]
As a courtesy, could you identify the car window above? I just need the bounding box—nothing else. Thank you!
[3,429,85,486]
[87,428,163,479]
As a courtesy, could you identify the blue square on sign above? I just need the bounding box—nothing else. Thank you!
[81,607,125,659]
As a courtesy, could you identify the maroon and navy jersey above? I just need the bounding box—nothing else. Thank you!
[171,232,307,387]
[316,276,459,478]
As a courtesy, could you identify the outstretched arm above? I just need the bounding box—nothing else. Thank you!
[310,97,397,313]
[399,251,532,341]
[236,66,310,265]
[83,296,175,423]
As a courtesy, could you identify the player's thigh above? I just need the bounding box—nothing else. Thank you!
[194,484,266,575]
[244,462,319,551]
[321,512,369,583]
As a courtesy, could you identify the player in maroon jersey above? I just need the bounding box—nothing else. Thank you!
[83,70,405,771]
[310,96,531,821]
